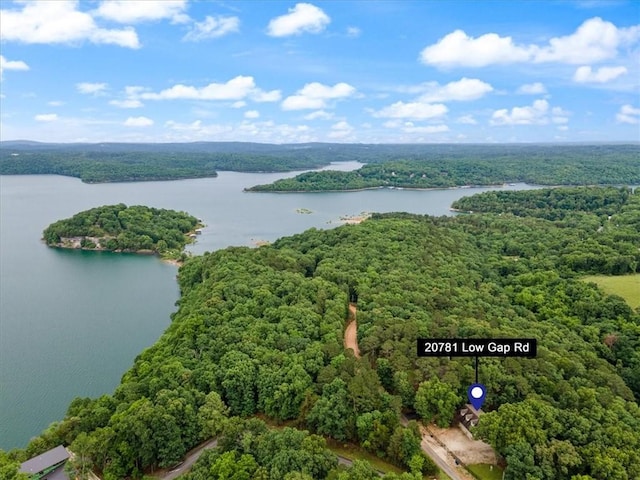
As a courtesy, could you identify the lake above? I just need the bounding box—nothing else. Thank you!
[0,164,539,450]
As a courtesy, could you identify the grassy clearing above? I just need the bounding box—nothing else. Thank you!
[325,439,449,479]
[436,471,453,480]
[325,439,404,474]
[467,463,504,480]
[582,274,640,309]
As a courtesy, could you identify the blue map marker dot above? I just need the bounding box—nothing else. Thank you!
[467,383,486,411]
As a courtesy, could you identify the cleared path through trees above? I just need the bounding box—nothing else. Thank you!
[344,303,361,358]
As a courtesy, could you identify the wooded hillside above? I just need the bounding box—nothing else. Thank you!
[248,145,640,191]
[4,187,639,480]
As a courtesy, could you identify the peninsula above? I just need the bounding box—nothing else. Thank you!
[246,144,640,192]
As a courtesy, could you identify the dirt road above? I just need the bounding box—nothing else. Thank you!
[344,303,361,358]
[158,438,217,480]
[420,425,476,480]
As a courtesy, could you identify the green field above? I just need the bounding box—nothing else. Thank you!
[582,274,640,309]
[467,463,504,480]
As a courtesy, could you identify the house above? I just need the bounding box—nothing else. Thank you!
[19,445,70,480]
[457,403,481,439]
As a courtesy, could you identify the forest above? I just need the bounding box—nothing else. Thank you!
[2,142,638,185]
[0,150,330,183]
[2,186,639,480]
[247,145,640,191]
[42,204,200,255]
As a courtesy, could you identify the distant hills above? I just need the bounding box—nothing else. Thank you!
[2,142,638,185]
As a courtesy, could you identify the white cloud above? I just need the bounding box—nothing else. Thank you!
[420,17,640,68]
[166,119,208,132]
[573,65,628,83]
[35,113,58,122]
[304,110,334,120]
[373,101,448,120]
[110,99,144,108]
[77,82,108,95]
[551,107,570,125]
[0,55,29,80]
[616,104,640,124]
[95,0,188,24]
[328,120,354,139]
[535,17,639,64]
[402,123,449,134]
[232,101,247,108]
[48,101,64,107]
[420,30,533,67]
[491,99,551,125]
[184,15,240,41]
[417,78,493,102]
[457,115,477,125]
[125,86,146,96]
[347,26,361,38]
[164,119,315,143]
[282,96,325,110]
[0,0,140,48]
[517,82,547,94]
[244,110,260,119]
[282,82,356,110]
[251,89,282,102]
[109,86,146,108]
[140,76,278,102]
[124,116,154,127]
[267,3,330,37]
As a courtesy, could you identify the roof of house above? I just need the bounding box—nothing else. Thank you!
[459,403,482,429]
[19,445,69,475]
[41,464,70,480]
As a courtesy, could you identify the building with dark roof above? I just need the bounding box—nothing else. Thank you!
[19,445,70,480]
[457,403,482,439]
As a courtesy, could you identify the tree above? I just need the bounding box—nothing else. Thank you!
[220,351,257,416]
[414,378,461,428]
[335,459,380,480]
[0,451,29,480]
[356,410,396,456]
[386,424,422,469]
[67,432,96,479]
[208,451,258,480]
[392,371,414,409]
[307,378,353,441]
[503,443,543,480]
[198,391,229,440]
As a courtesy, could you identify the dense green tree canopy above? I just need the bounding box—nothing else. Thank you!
[3,186,639,479]
[42,204,200,255]
[247,144,639,191]
[3,143,638,186]
[0,143,331,182]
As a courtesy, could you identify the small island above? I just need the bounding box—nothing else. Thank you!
[43,204,202,262]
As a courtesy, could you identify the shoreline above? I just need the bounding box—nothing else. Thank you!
[46,242,186,267]
[161,257,183,267]
[246,183,516,194]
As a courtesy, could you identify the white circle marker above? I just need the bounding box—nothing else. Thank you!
[471,386,484,399]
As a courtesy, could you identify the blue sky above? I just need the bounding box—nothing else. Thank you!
[1,0,639,143]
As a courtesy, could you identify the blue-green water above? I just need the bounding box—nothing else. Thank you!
[0,167,539,449]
